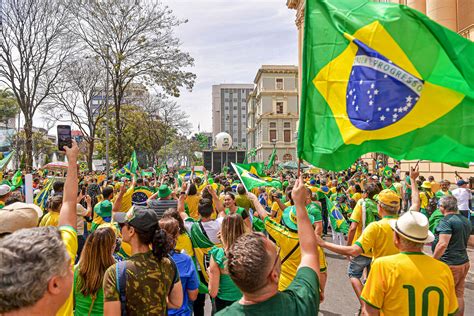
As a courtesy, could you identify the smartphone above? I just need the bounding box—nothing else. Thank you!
[57,125,72,151]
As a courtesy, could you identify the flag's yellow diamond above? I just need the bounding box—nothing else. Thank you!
[313,21,464,145]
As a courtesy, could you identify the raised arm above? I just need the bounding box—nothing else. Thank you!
[207,185,225,216]
[248,192,269,220]
[177,182,188,221]
[59,140,79,229]
[409,166,420,211]
[112,184,127,213]
[292,176,320,273]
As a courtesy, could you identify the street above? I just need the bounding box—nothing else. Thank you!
[320,245,474,315]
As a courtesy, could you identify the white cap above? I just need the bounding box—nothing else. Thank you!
[0,184,11,197]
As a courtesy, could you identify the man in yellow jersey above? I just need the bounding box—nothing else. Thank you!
[249,189,327,298]
[361,211,458,316]
[316,167,420,261]
[346,183,380,312]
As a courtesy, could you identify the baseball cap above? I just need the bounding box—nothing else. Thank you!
[0,184,11,197]
[371,175,379,180]
[282,206,315,231]
[389,210,434,243]
[0,202,43,234]
[421,181,432,189]
[457,180,468,186]
[376,189,400,207]
[114,206,158,232]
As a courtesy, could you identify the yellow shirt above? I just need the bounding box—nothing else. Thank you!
[351,192,362,203]
[185,195,201,220]
[349,201,373,257]
[113,187,134,213]
[419,191,434,209]
[264,217,326,291]
[57,226,78,316]
[176,232,194,257]
[39,211,60,227]
[271,201,283,224]
[355,216,399,259]
[361,252,458,316]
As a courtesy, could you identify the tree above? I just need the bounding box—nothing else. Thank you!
[72,0,196,165]
[0,89,19,126]
[49,56,108,171]
[0,0,73,172]
[14,130,55,167]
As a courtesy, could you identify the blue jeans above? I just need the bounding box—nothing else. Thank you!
[348,255,372,279]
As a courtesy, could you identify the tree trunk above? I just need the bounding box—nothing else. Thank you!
[24,118,34,173]
[115,103,123,166]
[87,139,94,172]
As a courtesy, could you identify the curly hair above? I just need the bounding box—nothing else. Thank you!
[0,227,69,313]
[227,233,271,293]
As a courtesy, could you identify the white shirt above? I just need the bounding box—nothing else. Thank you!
[452,188,472,211]
[184,217,224,244]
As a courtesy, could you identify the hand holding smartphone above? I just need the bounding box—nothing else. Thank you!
[57,125,72,151]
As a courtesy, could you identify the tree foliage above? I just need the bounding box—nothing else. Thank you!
[0,0,73,171]
[71,0,196,165]
[0,89,19,124]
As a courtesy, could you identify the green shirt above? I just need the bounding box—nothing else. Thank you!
[216,267,319,315]
[209,247,242,302]
[225,207,249,220]
[74,267,104,316]
[435,190,452,198]
[432,213,471,266]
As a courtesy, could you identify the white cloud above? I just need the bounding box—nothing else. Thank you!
[164,0,298,133]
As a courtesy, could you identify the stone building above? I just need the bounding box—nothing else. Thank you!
[247,65,299,163]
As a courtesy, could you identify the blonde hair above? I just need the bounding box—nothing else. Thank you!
[76,227,116,296]
[221,214,246,251]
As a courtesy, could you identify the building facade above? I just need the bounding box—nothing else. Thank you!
[286,0,474,181]
[247,65,299,163]
[91,82,149,117]
[212,84,254,149]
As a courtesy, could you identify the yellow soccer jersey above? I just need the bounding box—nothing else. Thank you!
[361,252,458,316]
[271,201,283,223]
[264,217,326,291]
[57,226,78,316]
[354,216,399,259]
[349,202,372,258]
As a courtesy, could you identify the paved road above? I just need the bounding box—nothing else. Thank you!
[320,245,474,315]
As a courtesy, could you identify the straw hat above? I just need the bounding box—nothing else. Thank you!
[389,211,434,243]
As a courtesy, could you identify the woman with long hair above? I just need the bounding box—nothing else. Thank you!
[223,192,251,230]
[74,227,116,315]
[159,217,199,316]
[103,207,183,315]
[208,214,245,311]
[162,208,194,257]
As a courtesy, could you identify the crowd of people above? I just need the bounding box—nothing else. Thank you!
[0,142,472,316]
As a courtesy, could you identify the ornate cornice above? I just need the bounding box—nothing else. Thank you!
[286,0,300,10]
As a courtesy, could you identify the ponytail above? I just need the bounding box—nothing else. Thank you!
[135,225,173,261]
[151,228,172,260]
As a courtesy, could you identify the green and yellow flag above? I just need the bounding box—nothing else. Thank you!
[298,0,474,171]
[231,163,279,191]
[235,162,265,177]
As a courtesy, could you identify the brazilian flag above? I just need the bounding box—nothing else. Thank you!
[298,0,474,171]
[235,162,265,177]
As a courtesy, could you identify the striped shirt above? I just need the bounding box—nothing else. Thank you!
[147,199,178,219]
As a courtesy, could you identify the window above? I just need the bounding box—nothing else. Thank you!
[242,114,246,118]
[233,98,238,103]
[269,130,277,142]
[225,98,229,102]
[276,102,284,114]
[242,138,246,143]
[276,78,284,90]
[269,122,276,128]
[284,130,291,143]
[225,106,229,110]
[284,122,291,128]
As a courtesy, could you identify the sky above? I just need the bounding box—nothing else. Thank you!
[163,0,299,133]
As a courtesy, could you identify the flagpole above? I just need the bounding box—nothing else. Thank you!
[298,158,302,178]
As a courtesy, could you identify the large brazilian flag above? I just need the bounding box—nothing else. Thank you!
[298,0,474,171]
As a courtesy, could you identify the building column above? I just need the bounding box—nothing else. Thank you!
[426,0,458,32]
[406,0,426,14]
